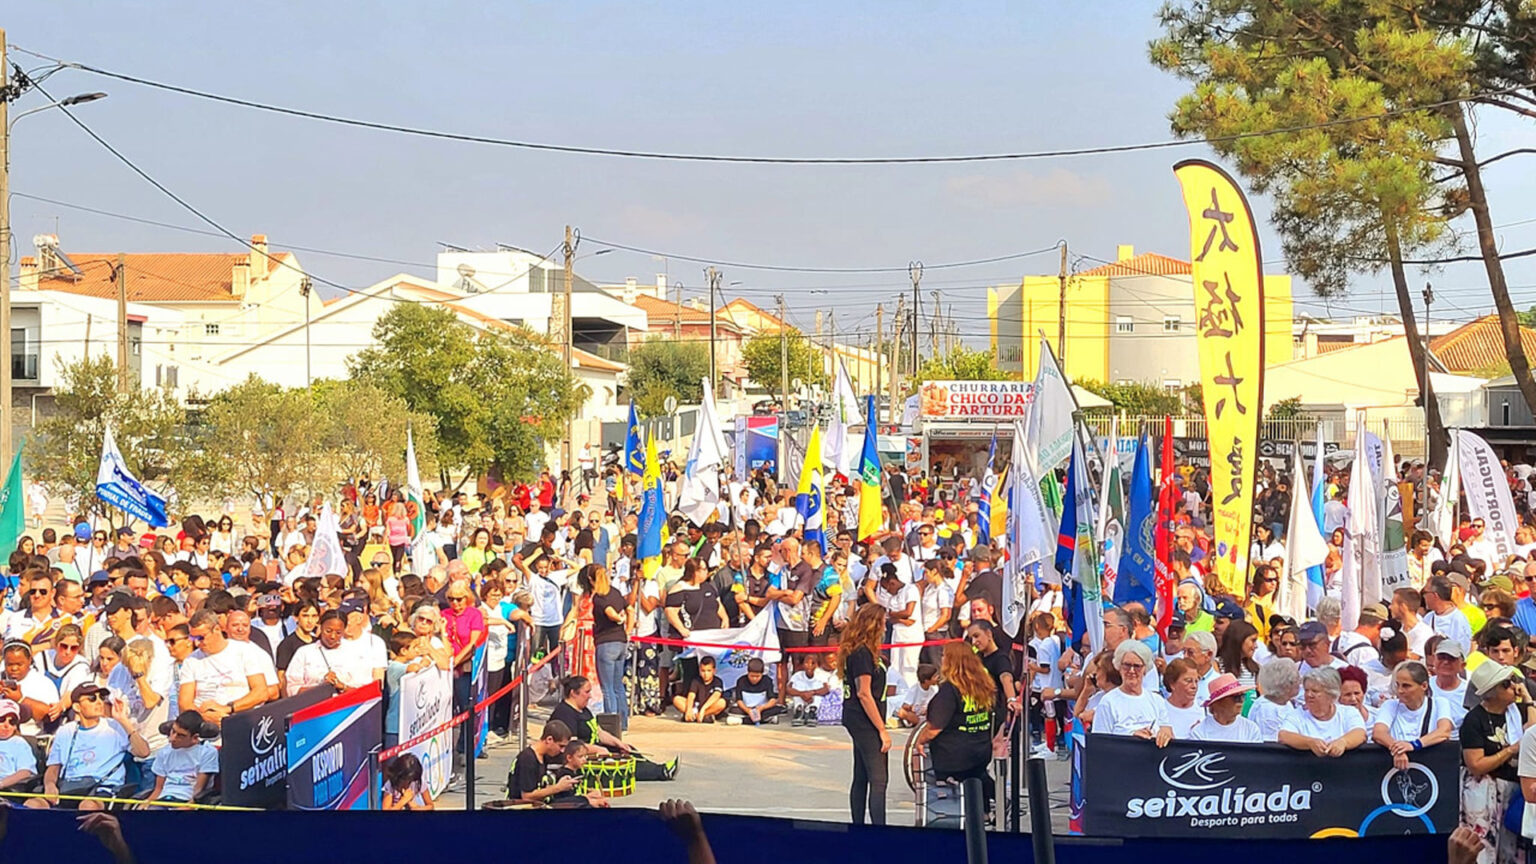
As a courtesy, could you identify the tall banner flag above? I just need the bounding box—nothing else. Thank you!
[795,426,826,553]
[826,359,862,481]
[1055,439,1103,654]
[857,396,884,543]
[1153,417,1178,635]
[1116,436,1156,608]
[0,446,23,557]
[1175,160,1264,597]
[637,434,664,580]
[396,667,453,797]
[1025,337,1075,475]
[679,378,725,526]
[1096,418,1125,603]
[1378,424,1409,592]
[1281,446,1329,623]
[1004,418,1050,636]
[1458,430,1518,563]
[978,429,999,546]
[404,426,432,576]
[624,402,645,475]
[292,504,348,585]
[1341,413,1380,630]
[1306,421,1328,609]
[96,426,170,528]
[1427,430,1461,550]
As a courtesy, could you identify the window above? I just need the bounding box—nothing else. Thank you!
[1115,316,1134,334]
[9,329,36,381]
[1162,315,1181,333]
[204,323,220,336]
[1163,379,1182,393]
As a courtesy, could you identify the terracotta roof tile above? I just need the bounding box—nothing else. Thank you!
[633,294,744,331]
[1077,252,1191,279]
[1429,314,1536,374]
[21,251,294,302]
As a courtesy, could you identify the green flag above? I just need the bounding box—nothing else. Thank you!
[0,445,24,555]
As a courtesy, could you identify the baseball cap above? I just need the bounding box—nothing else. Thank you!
[1211,598,1245,620]
[1358,602,1390,623]
[1434,640,1466,660]
[116,527,134,538]
[0,698,21,720]
[1297,621,1329,643]
[69,682,111,703]
[73,523,91,542]
[103,593,134,616]
[339,598,367,617]
[1167,609,1187,630]
[86,570,110,586]
[138,533,156,550]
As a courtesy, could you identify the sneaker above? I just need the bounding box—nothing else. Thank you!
[806,707,819,725]
[664,757,680,780]
[766,714,780,725]
[703,714,716,724]
[791,705,805,726]
[1029,743,1053,760]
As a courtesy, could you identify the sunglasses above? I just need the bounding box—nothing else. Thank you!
[27,588,50,596]
[57,642,81,651]
[78,692,104,703]
[448,595,470,603]
[0,715,16,726]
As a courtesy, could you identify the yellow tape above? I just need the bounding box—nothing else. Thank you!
[0,789,261,811]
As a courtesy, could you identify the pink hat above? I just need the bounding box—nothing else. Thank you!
[1202,673,1253,708]
[0,698,21,720]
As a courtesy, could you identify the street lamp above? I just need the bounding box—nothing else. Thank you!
[0,33,110,470]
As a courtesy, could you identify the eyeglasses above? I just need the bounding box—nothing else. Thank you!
[1278,640,1298,648]
[27,588,49,596]
[165,636,188,645]
[448,595,470,603]
[1484,603,1503,610]
[0,715,17,726]
[78,693,103,703]
[1119,662,1146,672]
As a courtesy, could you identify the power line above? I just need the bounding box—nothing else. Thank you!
[15,46,1528,166]
[582,236,1064,274]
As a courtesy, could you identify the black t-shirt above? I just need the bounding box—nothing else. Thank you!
[925,681,994,776]
[841,646,887,734]
[688,675,724,704]
[980,647,1014,724]
[550,700,601,746]
[733,674,776,705]
[510,747,556,800]
[966,570,1002,616]
[1461,704,1522,782]
[275,632,314,672]
[592,588,627,645]
[664,582,724,631]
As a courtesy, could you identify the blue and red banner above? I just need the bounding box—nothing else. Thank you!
[286,681,383,810]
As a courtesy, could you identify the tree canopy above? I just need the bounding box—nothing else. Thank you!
[625,339,710,416]
[741,329,827,398]
[911,346,1010,391]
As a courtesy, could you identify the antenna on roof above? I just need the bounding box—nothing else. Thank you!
[437,242,469,252]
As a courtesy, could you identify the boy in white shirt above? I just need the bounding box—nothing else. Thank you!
[145,710,220,806]
[786,654,835,726]
[891,663,940,728]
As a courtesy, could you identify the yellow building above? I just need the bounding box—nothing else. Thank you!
[990,245,1294,388]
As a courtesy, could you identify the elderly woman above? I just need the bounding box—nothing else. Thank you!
[1460,662,1528,864]
[1372,660,1455,771]
[1190,673,1262,742]
[1338,665,1375,725]
[1249,659,1299,742]
[1160,658,1203,739]
[1088,640,1173,746]
[1277,667,1367,756]
[1481,587,1517,622]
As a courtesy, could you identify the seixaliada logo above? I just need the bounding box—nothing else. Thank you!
[1127,750,1315,820]
[1159,750,1232,791]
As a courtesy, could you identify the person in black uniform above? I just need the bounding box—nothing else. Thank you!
[509,720,573,804]
[914,641,997,803]
[838,603,890,825]
[548,674,678,780]
[967,620,1019,727]
[729,658,784,725]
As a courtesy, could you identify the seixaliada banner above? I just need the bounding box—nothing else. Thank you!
[1174,160,1264,596]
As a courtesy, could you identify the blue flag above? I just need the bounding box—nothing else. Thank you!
[624,402,645,475]
[95,427,169,528]
[1307,445,1327,608]
[1115,436,1156,607]
[977,429,997,546]
[1055,446,1085,649]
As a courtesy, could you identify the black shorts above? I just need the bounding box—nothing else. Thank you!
[778,629,810,652]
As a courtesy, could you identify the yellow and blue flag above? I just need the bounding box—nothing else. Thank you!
[795,426,825,553]
[638,434,663,579]
[857,396,884,543]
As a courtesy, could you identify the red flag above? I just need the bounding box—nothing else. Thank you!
[1153,415,1177,636]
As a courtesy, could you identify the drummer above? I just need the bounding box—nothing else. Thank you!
[549,674,680,780]
[547,741,612,808]
[510,720,577,805]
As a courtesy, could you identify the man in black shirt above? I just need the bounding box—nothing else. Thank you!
[672,656,727,723]
[509,720,574,804]
[959,547,1002,621]
[729,658,784,725]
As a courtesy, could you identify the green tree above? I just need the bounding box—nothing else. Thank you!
[1520,305,1536,329]
[312,379,439,484]
[912,346,1011,392]
[33,355,196,526]
[625,339,710,416]
[1076,379,1185,415]
[1265,397,1309,420]
[741,329,827,402]
[1150,0,1462,458]
[195,375,331,504]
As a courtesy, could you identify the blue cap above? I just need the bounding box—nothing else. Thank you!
[1212,597,1246,620]
[73,523,92,541]
[87,570,110,585]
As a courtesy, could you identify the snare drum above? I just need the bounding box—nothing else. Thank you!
[580,755,637,797]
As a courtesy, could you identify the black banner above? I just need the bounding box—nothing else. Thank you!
[220,686,333,809]
[1082,736,1459,839]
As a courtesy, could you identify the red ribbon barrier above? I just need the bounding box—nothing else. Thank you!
[628,634,959,653]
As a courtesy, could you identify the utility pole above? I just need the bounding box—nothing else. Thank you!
[705,266,722,400]
[931,289,942,358]
[0,30,12,467]
[874,303,884,417]
[828,309,837,382]
[299,276,312,388]
[776,295,789,411]
[116,253,129,393]
[1057,242,1069,365]
[890,294,906,426]
[560,225,575,475]
[908,261,923,376]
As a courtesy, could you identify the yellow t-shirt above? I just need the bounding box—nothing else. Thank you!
[1461,601,1487,635]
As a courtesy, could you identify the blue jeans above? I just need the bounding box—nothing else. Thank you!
[595,640,629,730]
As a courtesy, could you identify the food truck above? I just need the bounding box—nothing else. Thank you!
[910,380,1032,479]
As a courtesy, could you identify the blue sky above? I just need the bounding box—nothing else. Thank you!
[7,1,1536,349]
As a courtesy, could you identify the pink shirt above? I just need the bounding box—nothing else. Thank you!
[443,604,485,659]
[386,516,410,546]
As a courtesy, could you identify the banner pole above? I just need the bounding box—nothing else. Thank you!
[517,621,531,756]
[368,748,380,810]
[465,692,478,811]
[963,777,989,864]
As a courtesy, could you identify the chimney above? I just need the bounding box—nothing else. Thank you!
[623,277,638,305]
[18,258,37,292]
[249,234,270,283]
[655,274,667,299]
[232,260,250,299]
[1117,244,1135,262]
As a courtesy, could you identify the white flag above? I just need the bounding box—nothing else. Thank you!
[292,503,348,585]
[678,379,726,526]
[1341,415,1381,630]
[678,612,782,692]
[1004,419,1050,637]
[1281,447,1328,623]
[1024,338,1074,475]
[1427,430,1460,550]
[825,359,863,480]
[1458,430,1519,563]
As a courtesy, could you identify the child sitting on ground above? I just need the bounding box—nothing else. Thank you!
[890,663,940,728]
[786,653,833,726]
[547,740,611,808]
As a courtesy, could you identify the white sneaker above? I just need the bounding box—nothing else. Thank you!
[1029,743,1053,760]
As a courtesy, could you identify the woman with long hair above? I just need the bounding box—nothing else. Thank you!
[462,528,493,577]
[385,502,413,571]
[585,563,631,731]
[210,516,236,556]
[914,641,997,803]
[837,603,889,825]
[1216,619,1261,691]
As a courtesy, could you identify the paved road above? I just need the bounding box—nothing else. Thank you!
[442,710,1075,832]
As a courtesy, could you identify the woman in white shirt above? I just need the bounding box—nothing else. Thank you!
[1160,657,1204,739]
[1277,666,1367,756]
[1371,660,1456,771]
[1249,658,1299,742]
[1190,673,1262,742]
[284,611,374,696]
[1089,640,1173,746]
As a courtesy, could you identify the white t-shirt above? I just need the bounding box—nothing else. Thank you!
[789,668,836,707]
[1030,635,1065,692]
[1373,696,1455,741]
[869,555,916,585]
[49,719,130,786]
[1280,706,1366,741]
[150,741,219,801]
[234,639,279,689]
[1431,679,1470,734]
[1165,701,1204,738]
[1190,714,1263,743]
[185,644,261,706]
[15,671,59,737]
[1090,688,1171,736]
[524,511,550,542]
[919,582,955,635]
[1247,698,1294,742]
[877,583,923,640]
[528,572,567,627]
[634,580,661,638]
[285,642,374,696]
[343,632,388,676]
[1403,620,1433,659]
[1424,608,1473,655]
[1517,724,1536,840]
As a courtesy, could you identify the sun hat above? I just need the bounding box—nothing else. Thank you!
[1202,673,1253,708]
[1470,661,1522,698]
